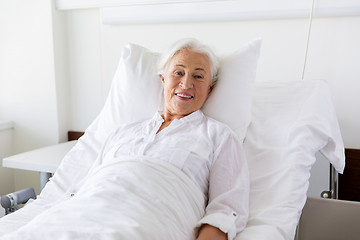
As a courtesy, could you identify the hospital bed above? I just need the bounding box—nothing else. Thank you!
[0,39,350,239]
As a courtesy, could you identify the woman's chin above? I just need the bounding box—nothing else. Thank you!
[164,107,197,119]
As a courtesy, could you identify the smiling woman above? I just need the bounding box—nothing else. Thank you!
[144,39,248,239]
[156,38,220,133]
[160,49,213,126]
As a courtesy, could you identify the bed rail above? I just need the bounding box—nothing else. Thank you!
[320,165,338,199]
[1,188,36,215]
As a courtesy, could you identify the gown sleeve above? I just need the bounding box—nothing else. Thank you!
[198,131,249,240]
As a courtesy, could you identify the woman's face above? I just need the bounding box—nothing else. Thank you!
[161,49,212,119]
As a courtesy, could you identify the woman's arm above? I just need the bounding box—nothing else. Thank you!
[197,224,227,240]
[197,130,249,240]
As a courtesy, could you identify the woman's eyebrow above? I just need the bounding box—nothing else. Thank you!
[175,65,206,72]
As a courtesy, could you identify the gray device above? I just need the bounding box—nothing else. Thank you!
[1,188,36,215]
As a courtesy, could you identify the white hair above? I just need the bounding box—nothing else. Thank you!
[158,38,219,87]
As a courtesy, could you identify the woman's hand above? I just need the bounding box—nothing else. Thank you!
[196,224,227,240]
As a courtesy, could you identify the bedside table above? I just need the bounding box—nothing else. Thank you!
[2,140,77,190]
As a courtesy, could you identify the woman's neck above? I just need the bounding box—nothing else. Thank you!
[156,111,188,134]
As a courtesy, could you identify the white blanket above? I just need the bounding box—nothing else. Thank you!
[0,157,205,240]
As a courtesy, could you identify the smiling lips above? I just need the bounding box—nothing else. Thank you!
[175,92,194,100]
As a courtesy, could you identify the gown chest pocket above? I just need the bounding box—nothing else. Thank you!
[165,137,212,170]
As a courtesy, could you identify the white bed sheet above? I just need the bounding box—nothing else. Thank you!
[1,157,205,240]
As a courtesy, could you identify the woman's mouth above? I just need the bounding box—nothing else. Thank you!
[175,92,193,100]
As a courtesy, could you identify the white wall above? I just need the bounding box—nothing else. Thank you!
[63,9,104,131]
[0,0,65,195]
[52,2,72,143]
[0,127,14,196]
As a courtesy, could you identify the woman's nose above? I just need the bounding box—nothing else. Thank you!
[180,74,193,89]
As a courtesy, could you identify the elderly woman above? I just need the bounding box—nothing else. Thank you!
[98,39,249,239]
[0,39,249,240]
[98,39,249,240]
[157,39,249,239]
[96,39,249,239]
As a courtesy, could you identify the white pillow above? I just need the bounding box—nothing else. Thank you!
[41,39,262,200]
[203,39,262,140]
[237,80,345,240]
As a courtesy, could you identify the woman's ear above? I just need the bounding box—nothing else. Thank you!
[205,85,213,100]
[208,85,213,95]
[161,75,165,84]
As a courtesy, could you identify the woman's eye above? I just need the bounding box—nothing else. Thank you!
[175,72,183,76]
[194,75,203,79]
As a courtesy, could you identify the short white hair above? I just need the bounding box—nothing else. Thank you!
[158,38,219,87]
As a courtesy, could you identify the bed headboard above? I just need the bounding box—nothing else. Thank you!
[339,148,360,201]
[67,131,84,141]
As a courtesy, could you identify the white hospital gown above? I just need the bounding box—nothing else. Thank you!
[92,110,249,239]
